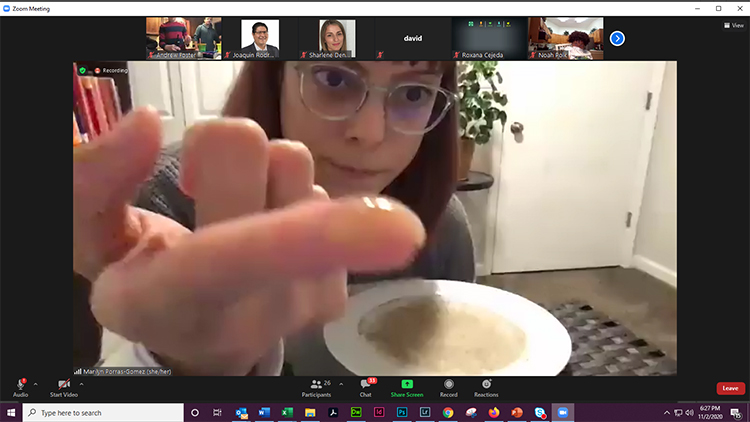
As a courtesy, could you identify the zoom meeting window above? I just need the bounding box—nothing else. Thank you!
[1,1,749,414]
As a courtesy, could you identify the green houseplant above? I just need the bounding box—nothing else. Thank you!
[457,61,508,180]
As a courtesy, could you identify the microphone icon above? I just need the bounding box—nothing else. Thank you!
[17,378,27,390]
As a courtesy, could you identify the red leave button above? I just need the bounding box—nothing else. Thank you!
[717,382,746,395]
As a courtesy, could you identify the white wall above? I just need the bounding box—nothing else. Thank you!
[545,17,603,35]
[457,140,500,277]
[456,72,507,277]
[633,62,677,287]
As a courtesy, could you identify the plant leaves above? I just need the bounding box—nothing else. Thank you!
[458,61,509,133]
[486,107,500,121]
[476,133,491,145]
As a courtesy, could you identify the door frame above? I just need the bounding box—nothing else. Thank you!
[127,61,186,145]
[620,61,668,268]
[179,61,245,126]
[486,61,668,274]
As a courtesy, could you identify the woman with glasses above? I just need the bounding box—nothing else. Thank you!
[73,61,475,375]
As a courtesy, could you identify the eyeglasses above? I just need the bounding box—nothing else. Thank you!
[295,63,457,135]
[254,30,268,35]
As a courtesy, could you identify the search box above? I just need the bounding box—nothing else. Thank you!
[22,404,182,421]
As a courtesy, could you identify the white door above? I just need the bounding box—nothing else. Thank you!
[128,61,186,144]
[180,61,245,125]
[491,61,661,273]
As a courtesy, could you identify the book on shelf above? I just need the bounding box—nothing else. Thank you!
[74,112,82,146]
[73,63,124,147]
[73,63,94,143]
[81,76,109,136]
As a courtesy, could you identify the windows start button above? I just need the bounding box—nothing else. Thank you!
[717,382,746,395]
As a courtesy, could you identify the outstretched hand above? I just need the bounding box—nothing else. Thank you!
[73,107,426,375]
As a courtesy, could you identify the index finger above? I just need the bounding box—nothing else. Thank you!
[101,195,425,300]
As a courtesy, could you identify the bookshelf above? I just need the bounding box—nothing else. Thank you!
[73,61,132,146]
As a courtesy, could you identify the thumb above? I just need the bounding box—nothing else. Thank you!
[74,106,162,218]
[73,107,162,279]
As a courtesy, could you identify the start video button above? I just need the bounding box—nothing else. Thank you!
[717,382,746,395]
[610,30,625,46]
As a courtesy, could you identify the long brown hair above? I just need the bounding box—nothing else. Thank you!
[222,61,458,241]
[319,20,347,52]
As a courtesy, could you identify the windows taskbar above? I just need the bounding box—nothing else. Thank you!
[0,403,748,422]
[180,403,750,421]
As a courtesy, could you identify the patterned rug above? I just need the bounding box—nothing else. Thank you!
[548,300,677,376]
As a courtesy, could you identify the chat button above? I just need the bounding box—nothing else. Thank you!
[361,377,378,388]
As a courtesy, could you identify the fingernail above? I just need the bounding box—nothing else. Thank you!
[326,196,426,268]
[358,196,426,246]
[270,139,313,157]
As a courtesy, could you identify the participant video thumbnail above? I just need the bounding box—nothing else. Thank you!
[241,20,281,58]
[528,17,605,60]
[146,17,222,60]
[451,18,528,60]
[317,19,356,58]
[74,60,676,378]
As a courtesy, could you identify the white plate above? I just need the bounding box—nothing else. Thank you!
[324,279,572,376]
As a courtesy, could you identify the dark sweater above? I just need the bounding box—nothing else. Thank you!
[193,23,220,51]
